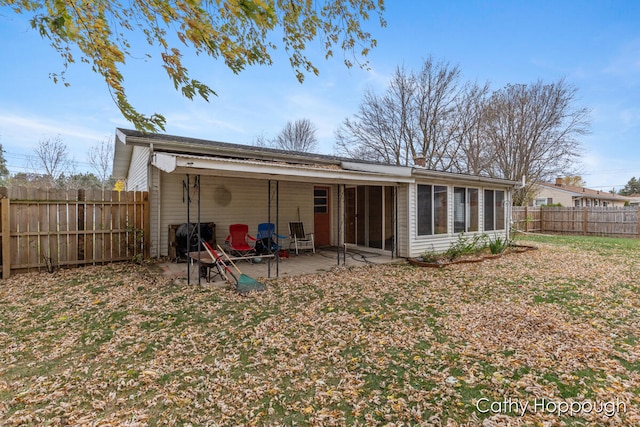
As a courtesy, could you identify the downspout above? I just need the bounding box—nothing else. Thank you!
[148,143,161,258]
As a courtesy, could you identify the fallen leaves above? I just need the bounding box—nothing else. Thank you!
[0,240,639,425]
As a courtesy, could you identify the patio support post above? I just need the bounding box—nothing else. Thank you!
[196,175,201,286]
[338,184,347,266]
[185,174,191,284]
[395,185,398,259]
[337,183,341,266]
[265,180,280,278]
[184,174,202,285]
[276,180,280,277]
[267,180,271,278]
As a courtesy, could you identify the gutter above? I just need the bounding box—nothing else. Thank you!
[411,167,520,187]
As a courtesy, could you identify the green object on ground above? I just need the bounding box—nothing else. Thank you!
[236,273,266,293]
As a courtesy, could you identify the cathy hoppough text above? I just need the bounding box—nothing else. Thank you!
[475,397,627,418]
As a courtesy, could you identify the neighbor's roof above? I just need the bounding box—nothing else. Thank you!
[113,128,520,187]
[537,182,630,202]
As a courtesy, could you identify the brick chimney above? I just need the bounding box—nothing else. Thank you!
[555,177,563,187]
[413,156,426,167]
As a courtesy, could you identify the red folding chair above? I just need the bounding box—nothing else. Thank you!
[224,224,256,258]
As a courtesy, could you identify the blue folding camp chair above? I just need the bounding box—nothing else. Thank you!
[255,223,287,256]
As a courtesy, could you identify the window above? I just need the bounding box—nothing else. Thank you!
[454,187,479,233]
[417,184,448,236]
[469,189,479,232]
[495,191,505,230]
[434,186,448,234]
[484,190,494,231]
[417,185,432,235]
[484,189,505,231]
[314,188,328,213]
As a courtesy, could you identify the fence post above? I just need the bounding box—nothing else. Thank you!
[524,206,529,232]
[540,207,544,233]
[77,189,85,262]
[143,192,150,258]
[2,197,10,278]
[637,206,640,239]
[583,207,588,236]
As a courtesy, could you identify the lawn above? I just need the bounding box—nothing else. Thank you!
[1,235,639,426]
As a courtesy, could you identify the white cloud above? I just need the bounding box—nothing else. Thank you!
[0,111,114,173]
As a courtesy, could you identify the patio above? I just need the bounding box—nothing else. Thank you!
[159,246,402,287]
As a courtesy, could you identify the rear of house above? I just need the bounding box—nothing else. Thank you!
[113,129,518,260]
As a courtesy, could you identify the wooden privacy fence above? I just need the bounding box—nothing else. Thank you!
[0,187,150,278]
[512,206,640,238]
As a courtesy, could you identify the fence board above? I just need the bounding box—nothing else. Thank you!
[0,187,150,276]
[513,206,639,238]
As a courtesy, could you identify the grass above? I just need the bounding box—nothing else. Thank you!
[0,235,639,425]
[513,232,640,254]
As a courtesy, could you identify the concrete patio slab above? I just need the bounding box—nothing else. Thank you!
[158,247,404,287]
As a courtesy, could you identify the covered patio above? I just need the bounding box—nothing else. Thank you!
[159,246,402,287]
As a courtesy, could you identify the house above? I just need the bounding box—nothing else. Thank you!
[531,178,629,208]
[626,194,640,207]
[112,128,519,259]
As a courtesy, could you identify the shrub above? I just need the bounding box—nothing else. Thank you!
[489,237,510,254]
[446,233,488,260]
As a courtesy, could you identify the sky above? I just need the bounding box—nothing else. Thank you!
[0,1,639,190]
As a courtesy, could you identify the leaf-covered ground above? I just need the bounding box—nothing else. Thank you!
[1,237,639,426]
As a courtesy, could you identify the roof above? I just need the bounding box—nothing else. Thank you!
[113,128,520,187]
[537,181,630,202]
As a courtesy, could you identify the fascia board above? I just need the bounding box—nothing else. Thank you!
[166,154,413,183]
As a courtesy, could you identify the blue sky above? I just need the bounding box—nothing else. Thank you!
[0,1,639,190]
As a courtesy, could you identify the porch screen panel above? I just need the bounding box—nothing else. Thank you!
[417,185,432,236]
[368,186,383,249]
[384,187,394,251]
[495,190,505,230]
[469,188,479,232]
[434,186,448,234]
[357,186,366,246]
[453,187,466,233]
[484,189,495,231]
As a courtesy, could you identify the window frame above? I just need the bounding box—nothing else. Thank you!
[483,189,506,231]
[417,184,448,236]
[454,187,479,233]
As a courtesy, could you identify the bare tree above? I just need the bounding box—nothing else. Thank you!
[88,137,114,190]
[562,175,586,187]
[252,132,273,148]
[411,57,464,170]
[335,57,466,170]
[335,65,417,165]
[274,119,319,152]
[482,79,590,205]
[451,82,491,174]
[30,135,75,185]
[0,139,9,185]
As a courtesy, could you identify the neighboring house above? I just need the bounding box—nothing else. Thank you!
[626,194,640,207]
[113,128,519,259]
[532,178,630,208]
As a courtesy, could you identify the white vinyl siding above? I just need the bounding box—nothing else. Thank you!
[126,146,150,191]
[396,183,409,258]
[408,181,511,257]
[155,172,314,257]
[149,167,161,257]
